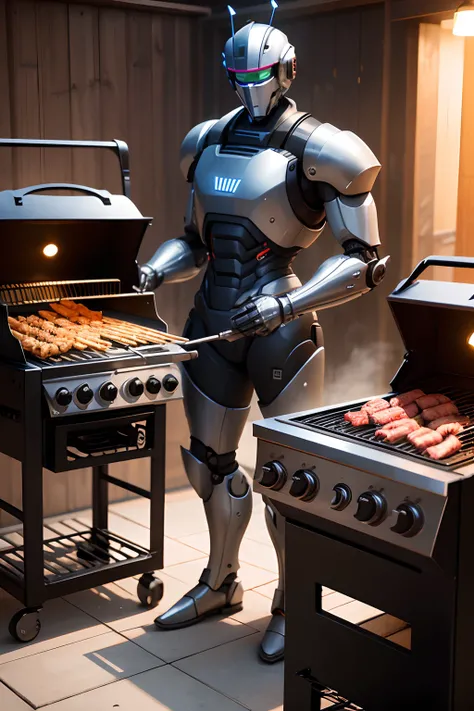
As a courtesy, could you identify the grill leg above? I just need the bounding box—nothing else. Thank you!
[150,405,166,561]
[22,457,44,609]
[92,465,109,531]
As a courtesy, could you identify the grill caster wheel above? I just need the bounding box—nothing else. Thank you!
[137,574,164,608]
[9,608,42,643]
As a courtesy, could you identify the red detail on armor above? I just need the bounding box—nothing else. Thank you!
[256,248,271,261]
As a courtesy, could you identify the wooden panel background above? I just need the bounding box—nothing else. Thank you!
[0,0,204,524]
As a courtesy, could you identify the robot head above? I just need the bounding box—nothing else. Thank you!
[223,4,296,121]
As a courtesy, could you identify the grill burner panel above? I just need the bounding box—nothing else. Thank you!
[291,387,474,470]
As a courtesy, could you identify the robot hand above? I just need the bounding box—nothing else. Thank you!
[231,295,289,337]
[136,264,164,293]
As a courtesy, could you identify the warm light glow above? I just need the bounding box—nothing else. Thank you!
[43,243,59,258]
[468,332,474,348]
[453,2,474,36]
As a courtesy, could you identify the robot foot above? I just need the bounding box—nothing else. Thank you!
[259,611,285,664]
[154,575,244,631]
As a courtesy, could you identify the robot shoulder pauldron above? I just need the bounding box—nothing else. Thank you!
[302,123,381,196]
[179,119,219,181]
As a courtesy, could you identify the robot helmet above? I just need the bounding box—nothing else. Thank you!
[223,4,296,121]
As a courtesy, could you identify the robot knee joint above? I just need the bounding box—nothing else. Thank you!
[190,437,238,485]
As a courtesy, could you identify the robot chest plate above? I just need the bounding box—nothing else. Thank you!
[193,145,316,249]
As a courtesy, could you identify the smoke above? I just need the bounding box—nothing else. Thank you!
[324,341,395,406]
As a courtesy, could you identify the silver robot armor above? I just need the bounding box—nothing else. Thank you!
[139,7,387,666]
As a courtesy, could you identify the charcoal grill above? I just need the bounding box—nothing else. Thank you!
[253,256,474,711]
[0,138,197,643]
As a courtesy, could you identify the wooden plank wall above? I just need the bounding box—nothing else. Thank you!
[0,0,204,524]
[204,4,402,401]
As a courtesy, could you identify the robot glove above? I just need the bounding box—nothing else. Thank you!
[136,264,164,293]
[231,295,291,337]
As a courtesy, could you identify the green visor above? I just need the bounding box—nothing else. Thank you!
[234,67,274,84]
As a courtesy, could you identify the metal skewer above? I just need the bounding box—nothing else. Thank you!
[183,329,243,348]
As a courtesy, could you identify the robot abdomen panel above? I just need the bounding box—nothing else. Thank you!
[193,145,318,250]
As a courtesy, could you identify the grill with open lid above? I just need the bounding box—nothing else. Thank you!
[0,138,190,643]
[292,256,474,470]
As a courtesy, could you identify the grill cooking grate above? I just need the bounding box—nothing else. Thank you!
[27,343,168,366]
[0,278,121,306]
[292,387,474,469]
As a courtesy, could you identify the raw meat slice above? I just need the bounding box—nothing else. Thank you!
[425,435,462,461]
[390,390,425,408]
[407,428,443,451]
[415,394,450,410]
[422,402,459,423]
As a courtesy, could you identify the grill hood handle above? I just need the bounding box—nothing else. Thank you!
[11,184,113,206]
[394,255,474,293]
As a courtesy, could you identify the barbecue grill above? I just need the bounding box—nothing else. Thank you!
[253,256,474,711]
[0,138,196,643]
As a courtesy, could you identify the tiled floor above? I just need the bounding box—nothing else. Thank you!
[0,486,381,710]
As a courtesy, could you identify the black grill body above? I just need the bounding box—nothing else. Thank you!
[0,139,196,640]
[253,257,474,711]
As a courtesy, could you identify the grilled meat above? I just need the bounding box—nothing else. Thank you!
[371,403,419,426]
[407,428,443,451]
[375,419,420,443]
[362,399,390,414]
[344,411,370,426]
[425,435,462,461]
[428,415,470,431]
[390,390,425,408]
[416,394,450,410]
[422,402,459,423]
[437,422,465,437]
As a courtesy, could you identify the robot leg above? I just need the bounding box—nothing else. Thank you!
[155,366,253,630]
[249,314,326,662]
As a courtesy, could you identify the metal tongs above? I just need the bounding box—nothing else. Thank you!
[183,329,244,349]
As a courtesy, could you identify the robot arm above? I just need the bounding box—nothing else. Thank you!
[137,119,217,292]
[231,127,388,337]
[138,188,207,292]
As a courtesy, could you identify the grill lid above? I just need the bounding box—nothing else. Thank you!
[388,256,474,386]
[0,184,150,293]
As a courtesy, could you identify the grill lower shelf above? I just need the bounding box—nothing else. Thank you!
[292,387,474,470]
[0,519,151,583]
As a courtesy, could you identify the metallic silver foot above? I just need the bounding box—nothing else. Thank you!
[259,612,285,664]
[154,574,244,631]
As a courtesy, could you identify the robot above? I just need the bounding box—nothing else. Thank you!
[138,2,388,664]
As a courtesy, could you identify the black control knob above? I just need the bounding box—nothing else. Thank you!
[289,470,319,502]
[55,388,72,407]
[100,381,118,403]
[163,374,179,393]
[76,384,93,406]
[354,491,387,525]
[391,503,424,538]
[256,461,287,491]
[127,378,144,398]
[146,376,161,395]
[331,484,352,511]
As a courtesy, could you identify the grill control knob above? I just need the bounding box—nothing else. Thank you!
[55,388,72,407]
[100,382,118,403]
[256,461,287,491]
[331,484,352,511]
[127,378,144,398]
[354,492,387,525]
[146,376,161,395]
[163,374,179,393]
[76,384,93,406]
[289,470,319,502]
[391,503,424,537]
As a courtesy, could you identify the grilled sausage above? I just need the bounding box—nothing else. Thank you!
[425,435,462,460]
[437,422,465,437]
[407,428,443,451]
[416,394,450,410]
[376,419,420,443]
[422,402,459,423]
[344,411,370,426]
[390,390,425,408]
[428,415,470,431]
[362,399,390,414]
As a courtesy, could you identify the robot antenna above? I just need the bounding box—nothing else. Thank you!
[269,0,278,26]
[227,5,237,37]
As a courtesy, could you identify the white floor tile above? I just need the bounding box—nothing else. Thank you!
[0,681,33,710]
[0,631,164,707]
[41,664,249,710]
[180,531,278,573]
